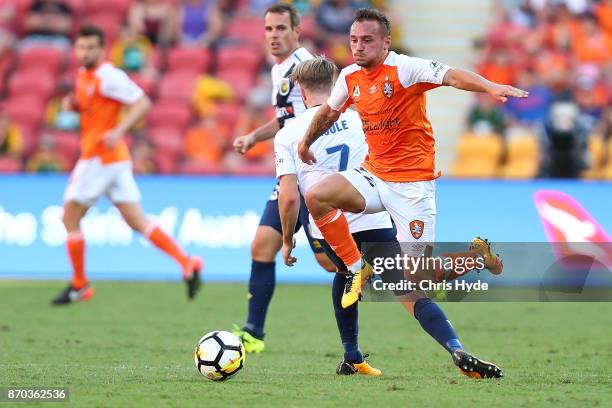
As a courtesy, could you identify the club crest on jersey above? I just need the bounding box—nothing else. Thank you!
[279,78,291,96]
[352,85,360,101]
[409,220,424,240]
[382,80,394,99]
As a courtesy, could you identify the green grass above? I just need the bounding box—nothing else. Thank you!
[1,281,611,407]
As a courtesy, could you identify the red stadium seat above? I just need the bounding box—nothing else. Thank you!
[216,68,256,101]
[157,71,198,102]
[2,95,46,134]
[146,126,185,159]
[129,73,156,97]
[146,101,194,130]
[180,160,222,175]
[19,126,38,156]
[216,46,263,73]
[167,47,212,74]
[8,68,57,100]
[85,0,131,18]
[0,157,22,173]
[49,131,81,164]
[230,163,274,176]
[84,12,122,45]
[225,16,265,45]
[18,46,65,75]
[155,152,179,174]
[215,102,242,135]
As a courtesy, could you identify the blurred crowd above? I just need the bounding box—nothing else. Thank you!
[457,0,612,179]
[0,0,389,175]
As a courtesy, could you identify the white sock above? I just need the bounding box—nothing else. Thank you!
[347,260,361,275]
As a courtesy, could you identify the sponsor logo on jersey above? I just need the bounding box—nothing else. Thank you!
[279,78,291,96]
[382,80,393,99]
[369,84,377,94]
[430,61,445,78]
[409,220,425,240]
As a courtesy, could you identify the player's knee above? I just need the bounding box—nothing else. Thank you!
[250,232,280,262]
[62,210,79,231]
[305,187,327,216]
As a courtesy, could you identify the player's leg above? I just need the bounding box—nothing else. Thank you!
[51,159,103,305]
[298,194,337,273]
[233,188,283,353]
[318,236,381,377]
[381,180,502,378]
[306,169,386,308]
[110,165,203,299]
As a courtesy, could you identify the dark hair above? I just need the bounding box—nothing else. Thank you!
[77,24,105,46]
[353,8,391,37]
[265,3,300,28]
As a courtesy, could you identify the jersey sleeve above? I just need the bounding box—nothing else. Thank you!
[396,54,452,88]
[99,66,145,104]
[327,69,352,112]
[274,130,297,178]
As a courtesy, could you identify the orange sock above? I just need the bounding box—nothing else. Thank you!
[145,224,189,269]
[314,209,361,267]
[67,231,87,289]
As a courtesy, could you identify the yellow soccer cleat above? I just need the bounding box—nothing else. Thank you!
[469,237,503,275]
[336,354,382,377]
[232,325,265,353]
[341,261,373,309]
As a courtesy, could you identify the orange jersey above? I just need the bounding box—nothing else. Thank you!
[327,51,450,182]
[75,62,144,164]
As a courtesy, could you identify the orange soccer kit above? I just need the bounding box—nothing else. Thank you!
[66,62,193,289]
[314,51,451,268]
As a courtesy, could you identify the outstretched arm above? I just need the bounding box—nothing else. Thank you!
[297,103,341,164]
[442,68,529,103]
[233,117,281,154]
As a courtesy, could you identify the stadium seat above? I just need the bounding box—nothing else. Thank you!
[167,47,212,74]
[230,162,274,176]
[2,95,46,134]
[216,68,256,101]
[85,0,131,18]
[8,68,57,100]
[216,46,262,73]
[146,101,193,130]
[582,135,606,179]
[146,126,185,160]
[498,135,539,179]
[0,157,22,173]
[19,126,38,156]
[155,152,179,174]
[451,133,503,178]
[49,131,81,165]
[157,71,199,103]
[129,73,156,97]
[18,46,65,75]
[224,16,265,46]
[180,160,222,175]
[84,12,122,45]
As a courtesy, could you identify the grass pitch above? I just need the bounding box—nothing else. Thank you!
[1,281,611,407]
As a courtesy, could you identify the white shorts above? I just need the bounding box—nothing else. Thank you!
[64,158,141,206]
[340,166,436,255]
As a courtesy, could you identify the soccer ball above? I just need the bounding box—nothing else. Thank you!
[194,330,245,381]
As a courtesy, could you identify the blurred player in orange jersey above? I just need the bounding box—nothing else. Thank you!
[51,25,202,305]
[298,9,525,379]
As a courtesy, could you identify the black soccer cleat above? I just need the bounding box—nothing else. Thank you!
[183,256,203,299]
[51,284,95,306]
[452,349,503,379]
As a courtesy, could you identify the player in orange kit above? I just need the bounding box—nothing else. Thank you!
[298,9,526,378]
[51,25,202,305]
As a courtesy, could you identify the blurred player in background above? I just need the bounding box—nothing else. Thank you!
[231,4,337,353]
[275,57,394,376]
[51,25,202,306]
[299,9,523,378]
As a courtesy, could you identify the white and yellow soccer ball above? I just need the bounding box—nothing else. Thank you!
[194,331,245,381]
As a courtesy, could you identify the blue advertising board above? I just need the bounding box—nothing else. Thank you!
[0,175,610,284]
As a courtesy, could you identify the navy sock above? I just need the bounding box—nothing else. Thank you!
[332,273,362,363]
[244,260,276,339]
[414,298,463,354]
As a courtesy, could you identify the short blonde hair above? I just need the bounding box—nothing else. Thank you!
[291,57,339,94]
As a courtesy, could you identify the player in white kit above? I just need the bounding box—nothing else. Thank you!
[231,4,336,353]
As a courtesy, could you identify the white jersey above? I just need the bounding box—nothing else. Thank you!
[274,106,392,238]
[270,47,313,128]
